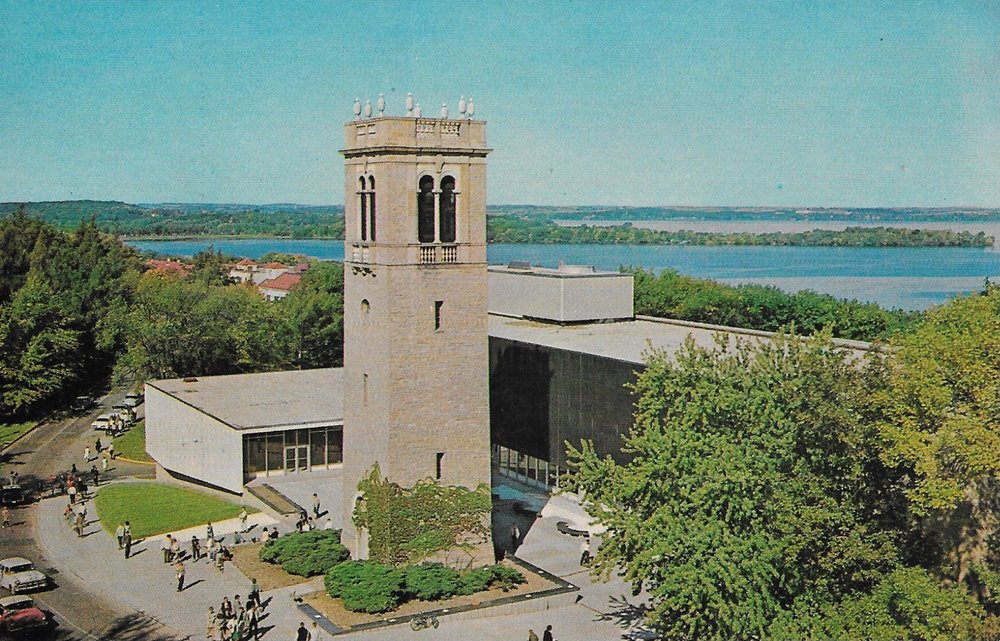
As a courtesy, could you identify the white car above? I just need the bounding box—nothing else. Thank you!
[0,558,48,594]
[91,414,113,431]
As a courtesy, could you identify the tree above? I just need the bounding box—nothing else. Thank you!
[877,286,1000,585]
[281,262,344,369]
[566,332,995,639]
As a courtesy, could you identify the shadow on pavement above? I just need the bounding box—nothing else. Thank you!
[596,594,656,640]
[97,612,187,641]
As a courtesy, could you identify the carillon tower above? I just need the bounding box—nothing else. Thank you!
[339,96,492,557]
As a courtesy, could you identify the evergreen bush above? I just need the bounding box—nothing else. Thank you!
[403,563,461,601]
[259,530,349,577]
[324,561,405,613]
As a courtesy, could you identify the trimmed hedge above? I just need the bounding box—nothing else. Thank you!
[323,560,527,613]
[259,530,350,577]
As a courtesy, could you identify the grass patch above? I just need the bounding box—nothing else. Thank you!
[0,421,36,448]
[112,421,153,462]
[94,482,256,539]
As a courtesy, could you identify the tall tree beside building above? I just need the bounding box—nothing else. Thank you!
[281,261,344,369]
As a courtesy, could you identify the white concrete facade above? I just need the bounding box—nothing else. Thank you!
[145,383,245,493]
[488,265,634,323]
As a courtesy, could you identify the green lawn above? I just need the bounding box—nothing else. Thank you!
[0,422,35,448]
[95,482,257,539]
[112,420,153,462]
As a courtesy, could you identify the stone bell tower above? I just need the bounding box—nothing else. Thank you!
[339,99,492,558]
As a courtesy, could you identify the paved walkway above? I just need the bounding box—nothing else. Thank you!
[35,472,651,641]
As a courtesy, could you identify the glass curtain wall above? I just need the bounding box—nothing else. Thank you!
[243,426,343,480]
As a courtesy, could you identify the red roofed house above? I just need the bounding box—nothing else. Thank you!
[146,259,193,278]
[258,272,302,301]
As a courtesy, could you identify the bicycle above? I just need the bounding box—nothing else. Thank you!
[410,612,440,631]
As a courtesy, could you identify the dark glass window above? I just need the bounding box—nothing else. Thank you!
[359,177,368,241]
[417,175,435,242]
[327,428,343,464]
[310,428,327,468]
[367,176,376,241]
[439,175,456,242]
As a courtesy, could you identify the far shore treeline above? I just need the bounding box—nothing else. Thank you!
[1,200,996,247]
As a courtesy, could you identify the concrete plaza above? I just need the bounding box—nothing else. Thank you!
[35,473,651,641]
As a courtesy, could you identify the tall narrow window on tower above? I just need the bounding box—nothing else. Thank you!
[439,176,456,242]
[359,176,368,241]
[367,175,376,241]
[417,175,435,243]
[434,300,444,330]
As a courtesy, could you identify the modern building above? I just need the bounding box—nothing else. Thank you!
[339,114,493,559]
[145,369,344,494]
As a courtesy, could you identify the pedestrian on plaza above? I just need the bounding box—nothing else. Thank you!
[207,535,218,563]
[108,442,114,459]
[239,507,248,532]
[510,521,521,551]
[543,624,554,641]
[247,601,260,640]
[70,463,77,476]
[269,528,278,541]
[171,536,181,562]
[206,606,217,641]
[191,535,201,561]
[229,612,244,641]
[63,503,73,521]
[84,446,91,462]
[123,528,133,559]
[248,578,260,607]
[68,482,78,504]
[91,464,99,487]
[101,454,108,472]
[312,493,320,518]
[324,518,333,531]
[311,621,322,641]
[220,596,233,619]
[77,502,87,521]
[163,535,173,563]
[296,621,311,641]
[1,505,10,528]
[116,522,125,548]
[74,511,85,536]
[218,617,231,641]
[580,538,591,566]
[527,629,539,641]
[175,561,185,592]
[233,595,242,614]
[206,521,214,541]
[95,436,102,453]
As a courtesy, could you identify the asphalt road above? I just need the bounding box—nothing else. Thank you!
[1,394,183,641]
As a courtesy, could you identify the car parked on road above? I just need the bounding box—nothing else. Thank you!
[0,559,48,594]
[90,414,113,431]
[0,486,27,507]
[0,595,48,636]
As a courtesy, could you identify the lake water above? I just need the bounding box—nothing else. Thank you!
[128,238,1000,311]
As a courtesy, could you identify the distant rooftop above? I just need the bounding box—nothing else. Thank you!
[147,368,343,430]
[488,313,872,365]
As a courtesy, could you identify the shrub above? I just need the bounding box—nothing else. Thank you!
[488,564,526,592]
[325,561,405,613]
[456,567,492,595]
[259,530,349,577]
[404,563,461,601]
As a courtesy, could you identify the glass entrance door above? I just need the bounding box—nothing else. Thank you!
[284,445,309,473]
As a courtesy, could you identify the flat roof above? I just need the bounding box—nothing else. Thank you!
[147,368,343,430]
[488,264,631,279]
[488,313,872,365]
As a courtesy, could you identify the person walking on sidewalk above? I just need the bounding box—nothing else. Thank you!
[312,493,320,518]
[84,446,91,462]
[175,560,185,592]
[191,535,202,561]
[123,528,133,559]
[107,441,114,459]
[95,436,102,454]
[101,454,108,472]
[163,535,173,563]
[116,522,125,548]
[543,624,554,641]
[239,507,248,532]
[1,505,9,528]
[206,606,217,641]
[296,622,311,641]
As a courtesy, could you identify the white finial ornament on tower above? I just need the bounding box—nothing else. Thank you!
[353,98,361,120]
[466,97,475,119]
[363,99,372,119]
[414,103,422,117]
[440,103,448,119]
[376,93,385,116]
[405,93,414,116]
[458,95,466,116]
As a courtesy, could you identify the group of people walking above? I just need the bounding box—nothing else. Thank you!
[206,582,264,641]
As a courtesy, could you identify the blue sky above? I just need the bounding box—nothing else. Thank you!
[1,1,997,207]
